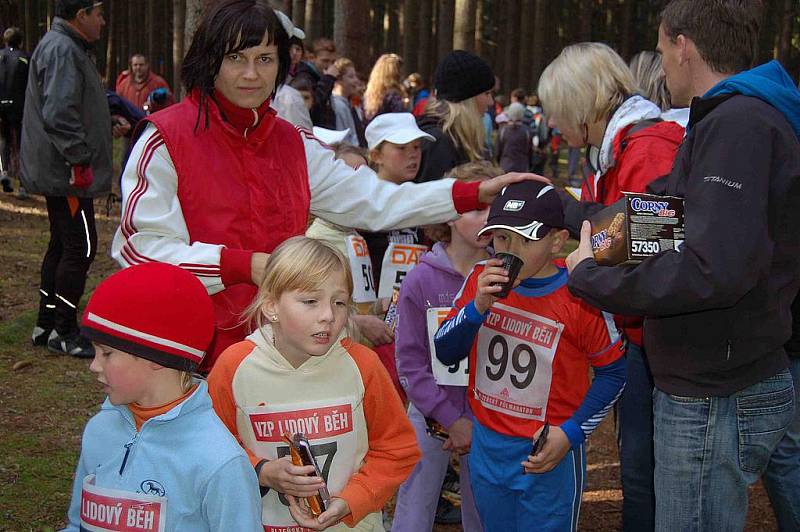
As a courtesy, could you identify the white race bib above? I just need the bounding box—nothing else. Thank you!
[345,235,377,303]
[427,307,468,386]
[474,303,564,420]
[243,398,358,531]
[377,243,428,299]
[79,474,167,532]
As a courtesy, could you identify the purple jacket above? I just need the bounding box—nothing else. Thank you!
[395,242,470,429]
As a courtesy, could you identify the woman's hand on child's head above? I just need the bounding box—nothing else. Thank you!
[475,258,508,314]
[478,172,551,205]
[259,456,326,497]
[287,495,351,530]
[521,425,571,474]
[442,417,472,454]
[353,314,394,345]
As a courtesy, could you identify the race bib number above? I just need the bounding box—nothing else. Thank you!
[474,303,563,420]
[243,399,358,531]
[80,474,167,532]
[377,243,428,299]
[427,307,468,386]
[345,235,377,303]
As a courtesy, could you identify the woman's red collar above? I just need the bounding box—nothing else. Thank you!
[211,89,273,134]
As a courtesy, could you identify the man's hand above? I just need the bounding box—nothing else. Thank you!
[565,220,594,273]
[442,417,472,454]
[258,456,326,497]
[251,252,269,286]
[474,258,512,313]
[324,64,340,78]
[521,425,571,474]
[477,172,551,205]
[69,165,94,189]
[286,495,351,530]
[111,115,131,138]
[353,314,394,345]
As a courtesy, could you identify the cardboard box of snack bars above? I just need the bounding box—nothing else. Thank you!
[589,192,685,266]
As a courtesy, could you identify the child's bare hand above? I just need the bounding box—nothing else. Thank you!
[287,495,351,530]
[521,425,571,474]
[259,456,326,497]
[442,417,472,454]
[475,258,510,313]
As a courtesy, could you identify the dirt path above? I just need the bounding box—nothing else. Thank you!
[0,192,779,530]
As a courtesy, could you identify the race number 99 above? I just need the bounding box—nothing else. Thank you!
[485,334,537,389]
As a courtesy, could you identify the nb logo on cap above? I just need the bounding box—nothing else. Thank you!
[503,200,525,211]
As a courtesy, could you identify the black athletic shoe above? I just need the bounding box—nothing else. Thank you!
[48,332,95,358]
[1,175,12,193]
[31,326,56,346]
[434,496,462,525]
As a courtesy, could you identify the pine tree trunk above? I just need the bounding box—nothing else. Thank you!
[184,0,204,54]
[104,0,114,85]
[619,0,634,60]
[147,0,156,62]
[370,0,385,58]
[453,0,476,51]
[417,0,434,80]
[437,0,455,61]
[292,0,306,27]
[333,0,371,73]
[777,0,794,64]
[305,0,324,43]
[530,0,546,89]
[173,0,186,98]
[474,0,485,57]
[403,0,419,73]
[387,0,401,54]
[503,0,520,91]
[578,0,592,42]
[23,0,35,51]
[517,0,533,91]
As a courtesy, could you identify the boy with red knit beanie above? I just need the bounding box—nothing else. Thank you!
[63,263,262,531]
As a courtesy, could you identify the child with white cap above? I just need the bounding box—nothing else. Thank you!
[63,263,262,531]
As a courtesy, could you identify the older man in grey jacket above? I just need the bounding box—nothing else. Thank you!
[20,0,111,358]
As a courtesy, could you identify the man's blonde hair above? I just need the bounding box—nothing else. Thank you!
[242,237,354,331]
[538,42,637,132]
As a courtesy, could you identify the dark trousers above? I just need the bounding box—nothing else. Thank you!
[37,196,97,334]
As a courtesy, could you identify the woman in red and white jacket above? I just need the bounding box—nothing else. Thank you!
[111,0,527,372]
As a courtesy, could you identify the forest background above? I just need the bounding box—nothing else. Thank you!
[1,0,798,99]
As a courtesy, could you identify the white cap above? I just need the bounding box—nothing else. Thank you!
[365,113,435,150]
[312,126,349,146]
[274,10,306,40]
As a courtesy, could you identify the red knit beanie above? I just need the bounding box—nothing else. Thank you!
[81,263,215,372]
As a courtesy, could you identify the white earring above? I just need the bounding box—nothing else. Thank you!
[269,315,278,323]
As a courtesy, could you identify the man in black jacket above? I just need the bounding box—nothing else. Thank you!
[0,27,29,195]
[565,1,800,530]
[21,0,112,358]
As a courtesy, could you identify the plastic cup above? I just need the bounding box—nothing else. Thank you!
[493,252,524,298]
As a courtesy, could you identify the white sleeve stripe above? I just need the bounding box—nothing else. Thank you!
[119,132,166,266]
[123,133,164,237]
[601,311,620,342]
[580,386,624,436]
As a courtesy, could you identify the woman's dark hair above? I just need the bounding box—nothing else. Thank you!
[181,0,290,129]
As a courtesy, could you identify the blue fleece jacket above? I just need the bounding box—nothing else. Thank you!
[704,60,800,138]
[63,380,262,532]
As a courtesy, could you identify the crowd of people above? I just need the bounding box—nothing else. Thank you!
[2,0,799,530]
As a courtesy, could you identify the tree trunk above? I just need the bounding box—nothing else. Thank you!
[370,0,386,59]
[403,0,419,74]
[619,0,634,60]
[777,0,794,64]
[517,0,533,91]
[417,0,434,80]
[147,0,156,61]
[292,0,306,29]
[502,0,520,91]
[578,0,592,42]
[530,0,546,90]
[453,0,476,51]
[437,0,455,61]
[104,0,114,85]
[305,0,324,43]
[184,0,204,54]
[333,0,371,73]
[474,0,485,57]
[23,0,35,52]
[386,0,401,55]
[173,0,186,98]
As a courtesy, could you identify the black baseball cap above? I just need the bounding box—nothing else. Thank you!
[478,181,564,241]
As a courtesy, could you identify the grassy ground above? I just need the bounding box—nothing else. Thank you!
[0,150,779,531]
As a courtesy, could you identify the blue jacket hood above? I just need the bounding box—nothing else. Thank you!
[704,60,800,138]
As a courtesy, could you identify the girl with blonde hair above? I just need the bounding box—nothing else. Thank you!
[208,236,420,531]
[364,53,407,121]
[416,50,495,183]
[538,41,685,532]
